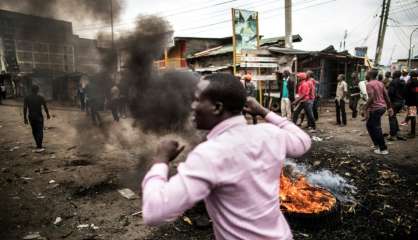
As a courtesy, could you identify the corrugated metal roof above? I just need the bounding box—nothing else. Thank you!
[194,65,232,72]
[190,44,233,58]
[268,47,313,55]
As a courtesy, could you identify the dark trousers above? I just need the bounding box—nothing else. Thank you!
[90,100,102,125]
[335,99,347,125]
[313,97,320,120]
[110,99,120,121]
[388,102,403,137]
[80,95,86,111]
[293,101,315,128]
[0,90,4,104]
[119,97,127,117]
[406,105,417,136]
[29,119,44,148]
[349,96,359,118]
[366,108,387,151]
[410,117,416,136]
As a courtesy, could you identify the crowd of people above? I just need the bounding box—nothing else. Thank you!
[241,67,418,155]
[76,81,128,126]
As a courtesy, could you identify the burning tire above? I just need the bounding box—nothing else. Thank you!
[282,193,341,229]
[279,174,341,228]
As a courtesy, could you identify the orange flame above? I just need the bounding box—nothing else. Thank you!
[279,173,336,214]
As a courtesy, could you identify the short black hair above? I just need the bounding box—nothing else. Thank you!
[202,73,246,114]
[410,70,418,78]
[393,70,401,79]
[31,85,39,94]
[368,69,379,80]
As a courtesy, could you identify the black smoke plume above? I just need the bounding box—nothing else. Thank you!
[118,16,199,132]
[0,0,123,23]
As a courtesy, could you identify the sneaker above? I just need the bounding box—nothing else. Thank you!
[308,127,317,133]
[387,136,396,141]
[371,145,379,150]
[374,149,389,155]
[396,135,407,141]
[407,134,416,139]
[400,121,408,126]
[34,148,45,153]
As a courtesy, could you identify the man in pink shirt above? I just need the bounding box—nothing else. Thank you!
[142,73,311,240]
[363,69,393,155]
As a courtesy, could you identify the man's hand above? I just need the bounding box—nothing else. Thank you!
[153,140,185,165]
[243,97,269,117]
[24,118,28,125]
[388,108,394,117]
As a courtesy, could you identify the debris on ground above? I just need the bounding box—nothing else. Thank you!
[131,211,142,216]
[117,188,138,200]
[312,136,323,142]
[9,146,20,152]
[53,216,63,225]
[77,224,90,229]
[183,216,193,225]
[22,232,45,240]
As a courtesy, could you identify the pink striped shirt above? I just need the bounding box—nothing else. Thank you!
[142,112,311,240]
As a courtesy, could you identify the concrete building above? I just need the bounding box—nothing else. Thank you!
[268,46,366,98]
[393,57,418,70]
[0,9,103,100]
[156,35,303,71]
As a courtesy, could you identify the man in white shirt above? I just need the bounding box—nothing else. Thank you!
[335,74,348,126]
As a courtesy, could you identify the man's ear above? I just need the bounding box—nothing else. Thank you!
[212,101,224,115]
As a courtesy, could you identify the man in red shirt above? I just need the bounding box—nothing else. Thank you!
[307,70,320,120]
[292,72,316,132]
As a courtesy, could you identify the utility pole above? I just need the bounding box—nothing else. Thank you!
[388,44,396,65]
[109,0,118,83]
[408,27,418,69]
[285,0,293,49]
[110,0,115,50]
[375,0,391,66]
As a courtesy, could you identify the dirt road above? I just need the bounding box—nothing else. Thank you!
[0,101,416,240]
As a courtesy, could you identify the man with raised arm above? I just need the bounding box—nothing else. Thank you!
[141,73,311,240]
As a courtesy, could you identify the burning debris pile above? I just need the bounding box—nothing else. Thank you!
[279,174,337,214]
[278,159,356,217]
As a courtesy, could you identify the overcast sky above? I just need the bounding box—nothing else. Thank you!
[75,0,418,65]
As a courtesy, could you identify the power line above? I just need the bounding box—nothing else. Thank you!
[179,0,337,36]
[388,24,418,27]
[74,0,277,32]
[74,0,243,31]
[73,0,239,30]
[74,0,322,33]
[178,0,335,33]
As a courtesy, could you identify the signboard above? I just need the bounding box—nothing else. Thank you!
[232,8,259,75]
[355,47,368,57]
[251,75,277,81]
[241,62,278,68]
[240,56,278,62]
[232,9,258,53]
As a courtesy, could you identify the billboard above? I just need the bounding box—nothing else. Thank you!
[232,9,259,53]
[355,47,368,57]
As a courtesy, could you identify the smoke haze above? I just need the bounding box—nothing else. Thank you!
[118,15,199,132]
[0,0,124,23]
